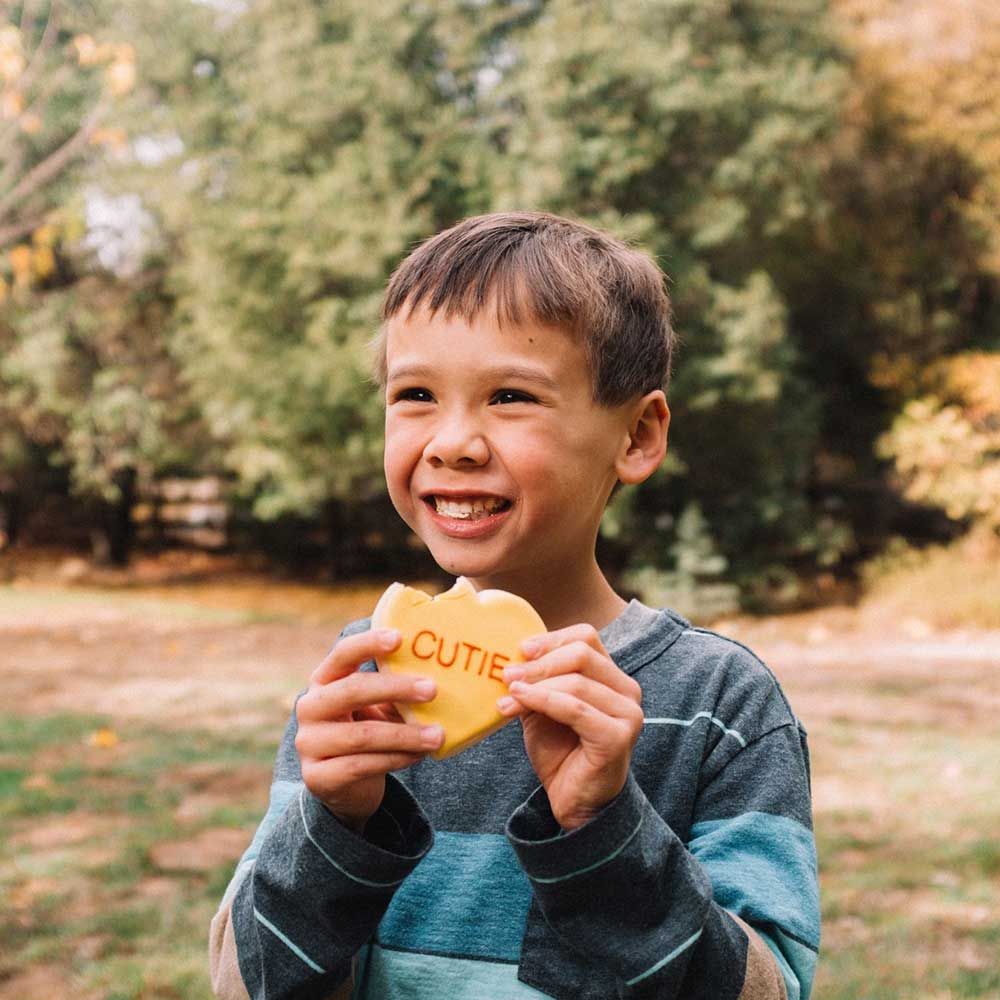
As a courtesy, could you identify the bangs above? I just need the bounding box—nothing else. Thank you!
[381,216,597,336]
[372,212,672,406]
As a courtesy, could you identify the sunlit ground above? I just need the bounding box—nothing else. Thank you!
[1,550,998,999]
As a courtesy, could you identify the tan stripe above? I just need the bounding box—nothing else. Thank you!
[209,901,251,1000]
[208,899,354,1000]
[731,913,788,1000]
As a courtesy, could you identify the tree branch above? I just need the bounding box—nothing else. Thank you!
[0,64,74,163]
[15,0,61,100]
[0,97,107,224]
[0,213,48,250]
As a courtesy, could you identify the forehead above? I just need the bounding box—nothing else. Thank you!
[384,304,589,383]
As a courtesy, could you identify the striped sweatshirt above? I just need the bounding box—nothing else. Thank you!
[210,600,820,1000]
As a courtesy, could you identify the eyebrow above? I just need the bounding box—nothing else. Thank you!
[386,363,560,391]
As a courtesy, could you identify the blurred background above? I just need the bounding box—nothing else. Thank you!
[1,1,998,997]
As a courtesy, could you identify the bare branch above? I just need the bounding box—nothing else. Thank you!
[0,62,74,155]
[0,97,107,223]
[0,212,48,249]
[19,0,39,38]
[16,0,61,100]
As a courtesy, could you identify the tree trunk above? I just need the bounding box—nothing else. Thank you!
[0,490,22,547]
[92,467,137,566]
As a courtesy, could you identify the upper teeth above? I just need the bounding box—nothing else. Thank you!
[434,497,506,519]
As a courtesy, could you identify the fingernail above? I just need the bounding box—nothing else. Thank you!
[420,725,443,747]
[521,638,540,657]
[414,678,435,699]
[497,696,517,714]
[379,629,401,649]
[504,665,526,683]
[509,681,527,695]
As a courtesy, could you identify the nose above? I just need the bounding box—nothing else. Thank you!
[423,408,490,468]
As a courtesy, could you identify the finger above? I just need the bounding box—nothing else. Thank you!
[297,671,436,722]
[311,629,401,685]
[514,673,642,722]
[522,623,606,659]
[296,719,445,758]
[505,641,641,701]
[502,681,631,746]
[303,751,430,795]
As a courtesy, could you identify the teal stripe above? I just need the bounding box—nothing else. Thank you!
[529,813,644,884]
[240,779,302,867]
[644,712,747,747]
[253,907,326,973]
[360,943,550,999]
[298,788,406,888]
[757,924,817,1000]
[378,831,532,960]
[625,928,703,986]
[221,779,303,904]
[687,812,819,950]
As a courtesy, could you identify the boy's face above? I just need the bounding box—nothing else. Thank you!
[383,305,631,595]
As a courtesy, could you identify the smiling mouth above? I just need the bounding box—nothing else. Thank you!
[424,495,512,520]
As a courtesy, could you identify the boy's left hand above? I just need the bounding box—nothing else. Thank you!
[497,624,644,831]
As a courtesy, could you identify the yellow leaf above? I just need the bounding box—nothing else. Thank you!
[105,59,136,97]
[19,111,42,134]
[32,223,58,247]
[0,27,25,83]
[8,244,32,285]
[90,126,127,150]
[32,246,55,279]
[88,728,119,749]
[73,33,100,67]
[1,89,23,118]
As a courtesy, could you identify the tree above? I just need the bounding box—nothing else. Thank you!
[877,353,1000,550]
[153,0,503,564]
[0,1,214,561]
[486,0,850,592]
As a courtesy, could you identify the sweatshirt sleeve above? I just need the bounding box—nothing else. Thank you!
[208,697,434,1000]
[505,721,820,1000]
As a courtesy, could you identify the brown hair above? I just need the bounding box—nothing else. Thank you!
[373,211,675,406]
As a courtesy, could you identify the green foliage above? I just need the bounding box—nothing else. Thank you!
[877,353,1000,533]
[154,0,500,519]
[484,0,852,579]
[1,275,207,503]
[2,0,997,601]
[621,503,741,623]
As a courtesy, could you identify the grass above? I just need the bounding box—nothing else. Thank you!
[859,534,1000,630]
[1,712,276,998]
[3,564,1000,998]
[811,717,1000,999]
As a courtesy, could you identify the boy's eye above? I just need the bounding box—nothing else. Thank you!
[491,389,536,405]
[393,387,434,403]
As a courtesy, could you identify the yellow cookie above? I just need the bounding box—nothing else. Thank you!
[371,577,546,760]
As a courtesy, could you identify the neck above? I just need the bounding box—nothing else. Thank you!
[469,556,626,633]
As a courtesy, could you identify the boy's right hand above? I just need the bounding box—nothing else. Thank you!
[294,628,443,834]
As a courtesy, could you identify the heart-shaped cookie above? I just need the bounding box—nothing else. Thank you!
[371,577,546,760]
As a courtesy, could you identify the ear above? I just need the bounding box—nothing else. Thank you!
[615,390,670,486]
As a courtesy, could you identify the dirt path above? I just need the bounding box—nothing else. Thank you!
[4,574,999,736]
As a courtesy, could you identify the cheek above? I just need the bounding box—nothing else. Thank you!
[383,426,419,499]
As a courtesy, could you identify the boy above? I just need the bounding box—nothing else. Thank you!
[209,212,820,1000]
